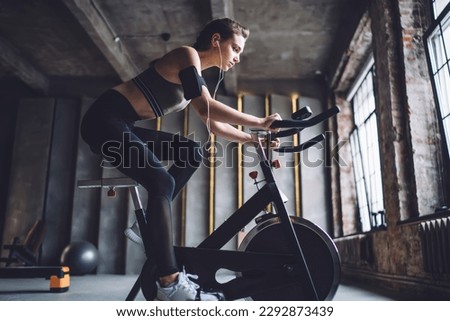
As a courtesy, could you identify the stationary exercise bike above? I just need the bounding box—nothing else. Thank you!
[78,105,341,301]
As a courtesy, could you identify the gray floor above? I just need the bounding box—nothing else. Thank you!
[0,273,399,301]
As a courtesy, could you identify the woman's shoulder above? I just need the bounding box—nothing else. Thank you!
[170,46,199,60]
[154,46,201,77]
[161,46,200,66]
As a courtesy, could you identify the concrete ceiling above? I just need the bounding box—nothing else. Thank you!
[0,0,366,95]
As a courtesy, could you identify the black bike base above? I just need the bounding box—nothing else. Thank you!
[136,214,341,302]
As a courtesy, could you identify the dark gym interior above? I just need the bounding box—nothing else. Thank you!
[1,0,450,300]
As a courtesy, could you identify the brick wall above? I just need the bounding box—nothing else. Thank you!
[331,0,450,298]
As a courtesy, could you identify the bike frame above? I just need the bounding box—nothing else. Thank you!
[123,134,320,301]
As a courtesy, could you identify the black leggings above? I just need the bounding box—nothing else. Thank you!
[81,90,202,277]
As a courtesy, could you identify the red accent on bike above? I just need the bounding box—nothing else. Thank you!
[107,187,116,197]
[272,159,281,169]
[249,171,258,180]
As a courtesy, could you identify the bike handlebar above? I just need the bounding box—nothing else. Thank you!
[270,105,340,131]
[266,105,340,154]
[274,134,325,153]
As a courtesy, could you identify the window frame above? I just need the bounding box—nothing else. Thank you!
[347,57,386,232]
[432,0,450,17]
[424,1,450,205]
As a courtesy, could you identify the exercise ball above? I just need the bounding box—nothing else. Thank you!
[60,241,99,275]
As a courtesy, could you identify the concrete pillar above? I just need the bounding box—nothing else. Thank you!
[397,0,444,215]
[369,0,419,223]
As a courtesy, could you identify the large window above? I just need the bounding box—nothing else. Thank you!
[349,59,385,232]
[433,0,449,17]
[425,2,450,158]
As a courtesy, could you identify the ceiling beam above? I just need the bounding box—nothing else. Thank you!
[210,0,238,95]
[62,0,138,81]
[0,36,49,93]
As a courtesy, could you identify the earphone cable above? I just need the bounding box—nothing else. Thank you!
[205,42,224,152]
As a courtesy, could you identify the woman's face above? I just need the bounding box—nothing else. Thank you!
[218,33,246,71]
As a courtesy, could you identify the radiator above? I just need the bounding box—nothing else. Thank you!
[419,217,450,274]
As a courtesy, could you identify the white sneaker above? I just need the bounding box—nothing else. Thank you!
[124,221,144,246]
[156,270,225,301]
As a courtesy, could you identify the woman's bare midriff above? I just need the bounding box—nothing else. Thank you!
[112,81,157,120]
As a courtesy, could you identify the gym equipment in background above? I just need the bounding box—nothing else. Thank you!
[0,220,70,292]
[60,241,99,275]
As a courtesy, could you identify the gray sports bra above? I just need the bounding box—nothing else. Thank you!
[132,61,189,117]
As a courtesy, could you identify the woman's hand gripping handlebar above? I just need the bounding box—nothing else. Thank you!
[268,105,340,154]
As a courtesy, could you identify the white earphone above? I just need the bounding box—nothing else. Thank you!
[205,36,224,152]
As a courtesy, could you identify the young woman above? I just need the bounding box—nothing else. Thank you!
[80,18,281,301]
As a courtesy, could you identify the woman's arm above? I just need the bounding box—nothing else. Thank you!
[192,99,281,144]
[190,87,280,130]
[168,46,281,134]
[208,119,253,144]
[208,119,281,147]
